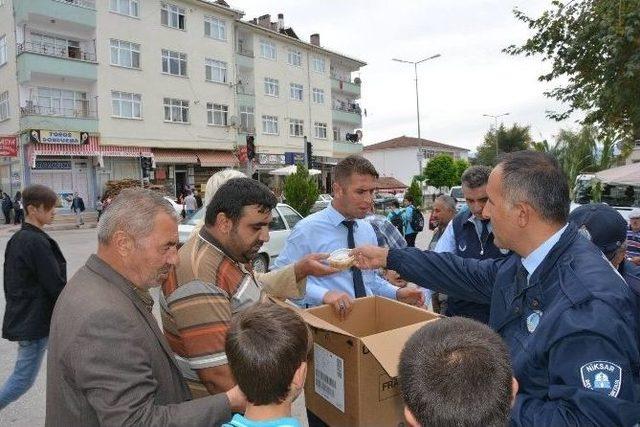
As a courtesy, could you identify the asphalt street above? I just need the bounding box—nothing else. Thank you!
[0,225,433,426]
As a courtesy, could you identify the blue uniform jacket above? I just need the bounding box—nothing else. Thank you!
[388,224,640,426]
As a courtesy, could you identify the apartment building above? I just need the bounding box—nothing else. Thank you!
[0,0,365,208]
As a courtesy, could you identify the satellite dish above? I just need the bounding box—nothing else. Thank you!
[354,77,361,85]
[355,129,363,141]
[229,116,238,127]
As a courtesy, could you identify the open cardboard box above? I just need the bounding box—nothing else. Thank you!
[300,296,440,427]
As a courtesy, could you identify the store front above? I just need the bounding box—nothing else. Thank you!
[0,136,21,197]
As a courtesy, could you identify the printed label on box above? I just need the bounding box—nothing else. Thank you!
[379,373,400,401]
[314,343,345,412]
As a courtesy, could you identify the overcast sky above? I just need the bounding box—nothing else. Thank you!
[231,0,581,152]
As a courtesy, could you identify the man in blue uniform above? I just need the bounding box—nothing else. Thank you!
[434,165,507,323]
[353,151,640,425]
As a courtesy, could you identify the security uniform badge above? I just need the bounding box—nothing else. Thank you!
[580,361,622,398]
[526,310,542,333]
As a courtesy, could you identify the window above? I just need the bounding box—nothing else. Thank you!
[0,91,8,121]
[206,103,228,126]
[239,105,254,132]
[110,39,140,68]
[109,0,139,17]
[278,205,302,229]
[162,49,187,76]
[289,83,303,101]
[289,119,304,137]
[312,57,326,73]
[163,98,189,123]
[111,91,141,119]
[205,59,227,83]
[161,3,186,30]
[262,115,278,134]
[287,48,301,66]
[270,210,286,231]
[314,122,327,139]
[36,87,88,117]
[204,16,226,40]
[312,88,324,104]
[264,78,279,97]
[333,127,341,141]
[31,33,83,59]
[260,39,276,60]
[0,35,6,66]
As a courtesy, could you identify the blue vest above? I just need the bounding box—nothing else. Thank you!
[447,210,505,322]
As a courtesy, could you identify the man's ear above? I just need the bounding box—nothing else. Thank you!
[112,230,134,257]
[516,202,531,228]
[292,361,307,390]
[404,405,421,427]
[216,212,233,234]
[511,377,519,406]
[332,181,341,198]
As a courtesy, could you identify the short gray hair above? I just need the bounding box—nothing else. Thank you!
[97,188,179,245]
[461,166,491,189]
[436,195,456,212]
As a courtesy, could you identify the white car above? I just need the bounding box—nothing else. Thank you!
[178,203,303,272]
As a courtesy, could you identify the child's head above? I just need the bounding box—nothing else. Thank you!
[225,303,311,406]
[399,317,516,427]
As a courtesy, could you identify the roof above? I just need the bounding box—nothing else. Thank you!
[377,176,407,190]
[235,20,367,68]
[595,162,640,186]
[363,136,470,152]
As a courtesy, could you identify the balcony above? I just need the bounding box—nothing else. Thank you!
[236,49,254,69]
[18,41,96,63]
[332,105,363,127]
[17,51,97,83]
[15,0,96,28]
[236,85,255,108]
[331,77,361,98]
[20,103,98,132]
[333,140,363,157]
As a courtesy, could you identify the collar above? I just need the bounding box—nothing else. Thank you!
[521,224,568,277]
[86,254,153,309]
[22,222,46,234]
[198,226,253,272]
[327,202,352,227]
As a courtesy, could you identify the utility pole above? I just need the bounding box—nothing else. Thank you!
[482,112,510,157]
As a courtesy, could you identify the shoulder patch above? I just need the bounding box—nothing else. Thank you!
[580,361,622,398]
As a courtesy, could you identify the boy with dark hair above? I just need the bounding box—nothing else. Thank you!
[1,184,66,409]
[399,317,517,427]
[224,303,310,427]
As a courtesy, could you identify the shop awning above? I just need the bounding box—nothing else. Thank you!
[28,137,153,167]
[153,149,238,167]
[198,150,238,167]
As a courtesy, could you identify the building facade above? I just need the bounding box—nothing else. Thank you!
[0,0,365,208]
[363,136,470,186]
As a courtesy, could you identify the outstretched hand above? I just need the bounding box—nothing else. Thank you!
[294,253,340,281]
[351,246,390,270]
[396,286,425,307]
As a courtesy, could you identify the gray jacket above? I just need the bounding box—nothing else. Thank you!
[46,255,231,426]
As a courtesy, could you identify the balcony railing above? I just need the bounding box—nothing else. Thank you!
[238,125,256,134]
[330,72,360,85]
[18,41,97,63]
[332,103,362,115]
[20,103,97,119]
[235,85,255,96]
[236,47,254,58]
[53,0,96,9]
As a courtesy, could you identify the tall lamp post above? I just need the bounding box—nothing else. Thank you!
[393,54,442,175]
[482,112,510,157]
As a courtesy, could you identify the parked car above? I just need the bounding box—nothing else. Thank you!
[374,193,397,211]
[309,193,333,214]
[448,186,466,211]
[178,203,303,273]
[163,196,184,215]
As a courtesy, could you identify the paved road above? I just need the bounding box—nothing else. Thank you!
[0,225,434,425]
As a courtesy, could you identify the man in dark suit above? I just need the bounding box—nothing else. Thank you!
[46,188,244,426]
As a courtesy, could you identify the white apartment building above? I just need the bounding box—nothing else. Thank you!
[0,0,365,208]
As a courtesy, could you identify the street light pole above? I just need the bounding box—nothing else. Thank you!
[482,112,510,157]
[393,54,441,175]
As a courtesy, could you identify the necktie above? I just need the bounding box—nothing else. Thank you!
[342,220,366,298]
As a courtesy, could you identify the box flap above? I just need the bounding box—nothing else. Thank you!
[300,310,356,338]
[360,320,435,377]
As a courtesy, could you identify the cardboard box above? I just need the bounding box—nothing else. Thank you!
[301,296,440,427]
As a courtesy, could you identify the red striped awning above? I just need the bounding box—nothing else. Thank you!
[153,149,199,164]
[198,150,238,167]
[28,136,153,167]
[153,149,237,167]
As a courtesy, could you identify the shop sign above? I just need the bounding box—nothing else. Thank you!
[34,160,72,170]
[258,153,285,165]
[284,152,305,165]
[0,137,17,157]
[30,130,89,145]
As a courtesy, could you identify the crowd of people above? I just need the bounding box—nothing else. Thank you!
[1,151,640,426]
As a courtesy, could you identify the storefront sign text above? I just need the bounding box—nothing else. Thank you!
[0,137,17,157]
[30,130,89,145]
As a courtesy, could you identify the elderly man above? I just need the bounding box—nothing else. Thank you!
[428,194,456,250]
[434,165,507,323]
[354,151,640,425]
[46,189,243,426]
[626,208,640,265]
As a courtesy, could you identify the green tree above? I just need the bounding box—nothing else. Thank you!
[406,178,423,207]
[475,123,533,166]
[423,154,458,189]
[283,164,319,217]
[454,159,470,185]
[505,0,640,143]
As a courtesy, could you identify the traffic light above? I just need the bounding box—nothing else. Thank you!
[246,135,255,160]
[306,139,313,168]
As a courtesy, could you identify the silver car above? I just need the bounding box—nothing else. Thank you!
[178,203,303,272]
